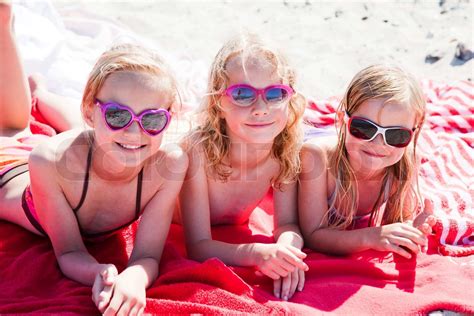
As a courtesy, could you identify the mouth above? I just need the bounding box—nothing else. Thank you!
[362,150,386,158]
[115,142,146,151]
[245,122,274,128]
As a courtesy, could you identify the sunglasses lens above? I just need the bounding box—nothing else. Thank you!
[230,86,256,106]
[265,87,289,103]
[386,129,412,147]
[349,118,377,140]
[105,106,132,129]
[141,112,169,135]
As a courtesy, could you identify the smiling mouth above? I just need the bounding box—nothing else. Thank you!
[362,150,386,158]
[245,122,274,128]
[116,142,146,150]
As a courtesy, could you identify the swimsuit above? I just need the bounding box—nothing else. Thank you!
[13,146,144,239]
[327,179,391,229]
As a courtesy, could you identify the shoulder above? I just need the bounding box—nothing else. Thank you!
[29,129,87,169]
[301,136,335,166]
[160,143,189,171]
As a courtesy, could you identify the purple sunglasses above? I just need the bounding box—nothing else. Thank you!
[223,84,294,107]
[95,99,171,136]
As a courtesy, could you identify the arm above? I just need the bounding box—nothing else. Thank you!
[273,181,304,249]
[179,146,307,272]
[28,145,108,285]
[102,148,189,316]
[299,143,427,257]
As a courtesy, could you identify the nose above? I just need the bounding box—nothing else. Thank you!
[251,96,269,116]
[372,133,385,145]
[124,118,143,134]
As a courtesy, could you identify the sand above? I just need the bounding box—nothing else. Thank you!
[50,0,472,99]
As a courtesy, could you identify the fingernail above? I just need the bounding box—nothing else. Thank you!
[298,287,303,291]
[275,292,280,299]
[283,296,288,301]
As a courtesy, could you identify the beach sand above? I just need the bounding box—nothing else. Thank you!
[50,0,472,99]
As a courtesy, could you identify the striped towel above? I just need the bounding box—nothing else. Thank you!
[305,80,474,257]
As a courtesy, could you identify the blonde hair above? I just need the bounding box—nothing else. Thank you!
[82,43,180,118]
[328,64,426,228]
[186,33,305,188]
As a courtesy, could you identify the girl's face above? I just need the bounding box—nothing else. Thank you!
[219,55,290,145]
[344,98,417,176]
[88,71,172,169]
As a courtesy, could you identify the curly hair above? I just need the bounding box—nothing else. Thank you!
[185,33,305,189]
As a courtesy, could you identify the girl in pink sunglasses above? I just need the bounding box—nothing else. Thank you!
[0,4,187,313]
[299,65,436,258]
[178,33,308,301]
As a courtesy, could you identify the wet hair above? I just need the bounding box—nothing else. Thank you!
[328,64,426,228]
[185,32,305,188]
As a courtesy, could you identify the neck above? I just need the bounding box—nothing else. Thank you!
[228,141,273,169]
[90,145,144,183]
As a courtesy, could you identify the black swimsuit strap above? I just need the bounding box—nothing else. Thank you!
[73,146,93,213]
[136,168,144,217]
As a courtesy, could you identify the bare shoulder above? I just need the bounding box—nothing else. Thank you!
[159,142,189,171]
[29,129,88,169]
[301,135,336,166]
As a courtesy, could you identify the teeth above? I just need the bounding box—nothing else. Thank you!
[118,143,142,150]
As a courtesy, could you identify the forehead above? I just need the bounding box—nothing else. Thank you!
[225,54,282,87]
[354,98,416,129]
[98,71,173,109]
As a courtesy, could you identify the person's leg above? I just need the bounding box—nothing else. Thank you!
[29,74,83,132]
[0,0,31,130]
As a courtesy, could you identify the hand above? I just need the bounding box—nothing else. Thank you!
[273,268,305,301]
[103,268,147,316]
[370,222,428,259]
[412,199,437,236]
[256,243,309,280]
[92,264,118,313]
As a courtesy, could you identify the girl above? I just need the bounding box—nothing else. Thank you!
[179,33,309,301]
[0,4,188,314]
[299,65,436,258]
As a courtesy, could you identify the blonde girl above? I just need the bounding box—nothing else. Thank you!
[299,64,436,258]
[0,41,188,315]
[179,33,308,301]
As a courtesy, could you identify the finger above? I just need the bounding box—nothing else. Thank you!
[102,265,118,285]
[261,268,280,280]
[418,223,432,235]
[297,268,305,292]
[395,226,427,246]
[271,264,290,278]
[280,274,292,301]
[117,300,133,316]
[426,215,437,227]
[423,199,434,215]
[387,242,412,259]
[389,236,420,255]
[103,291,123,316]
[288,270,299,299]
[273,278,282,299]
[286,245,307,259]
[274,256,297,274]
[97,285,114,313]
[280,249,309,271]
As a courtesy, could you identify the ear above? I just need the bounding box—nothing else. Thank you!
[335,111,345,128]
[83,105,95,128]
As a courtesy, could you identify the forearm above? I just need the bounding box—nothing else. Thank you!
[124,257,159,289]
[274,224,304,249]
[57,250,105,285]
[188,239,264,267]
[305,227,373,255]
